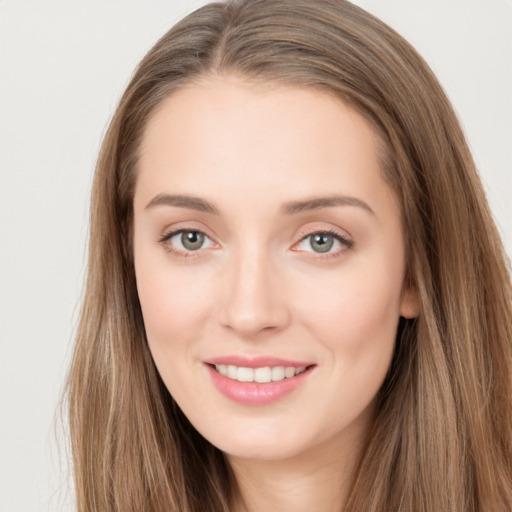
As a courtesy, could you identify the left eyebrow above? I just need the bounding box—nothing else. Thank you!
[281,196,374,215]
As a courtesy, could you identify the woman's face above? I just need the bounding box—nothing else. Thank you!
[133,78,418,461]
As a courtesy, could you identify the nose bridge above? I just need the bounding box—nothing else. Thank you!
[219,238,289,336]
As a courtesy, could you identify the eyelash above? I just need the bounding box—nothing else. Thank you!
[294,228,354,259]
[158,227,353,259]
[158,227,215,258]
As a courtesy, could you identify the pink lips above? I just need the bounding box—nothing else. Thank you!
[205,355,312,368]
[204,356,315,405]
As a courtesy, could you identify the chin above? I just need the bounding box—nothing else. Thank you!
[195,416,332,462]
[215,435,306,461]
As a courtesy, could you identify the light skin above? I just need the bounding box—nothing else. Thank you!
[133,77,419,512]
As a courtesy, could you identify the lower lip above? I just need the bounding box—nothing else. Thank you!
[206,364,314,405]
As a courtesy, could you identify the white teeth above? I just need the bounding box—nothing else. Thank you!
[284,366,296,378]
[271,366,285,381]
[227,365,238,379]
[237,367,254,382]
[254,367,272,383]
[214,364,308,383]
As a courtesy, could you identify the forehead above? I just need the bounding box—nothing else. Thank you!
[135,78,395,215]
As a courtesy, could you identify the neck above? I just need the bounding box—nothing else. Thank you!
[228,423,368,512]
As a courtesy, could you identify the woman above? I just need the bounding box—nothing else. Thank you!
[66,0,512,510]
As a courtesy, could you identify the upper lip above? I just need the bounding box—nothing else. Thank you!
[204,355,315,368]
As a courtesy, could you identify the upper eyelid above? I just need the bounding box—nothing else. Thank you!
[157,224,353,250]
[158,228,216,257]
[292,231,353,251]
[159,224,215,242]
[158,227,349,241]
[294,225,353,243]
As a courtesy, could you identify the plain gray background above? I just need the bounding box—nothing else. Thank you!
[1,1,510,510]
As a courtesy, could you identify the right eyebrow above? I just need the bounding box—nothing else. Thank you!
[144,194,220,215]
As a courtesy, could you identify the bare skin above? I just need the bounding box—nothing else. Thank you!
[133,77,418,511]
[230,410,369,512]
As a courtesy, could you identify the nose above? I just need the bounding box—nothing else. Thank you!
[217,245,291,338]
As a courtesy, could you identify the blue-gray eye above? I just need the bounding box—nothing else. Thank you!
[181,231,204,250]
[309,233,334,253]
[166,230,215,252]
[295,231,350,254]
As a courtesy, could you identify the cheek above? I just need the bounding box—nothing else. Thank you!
[134,248,216,359]
[307,267,400,317]
[294,259,403,427]
[134,263,216,406]
[294,248,405,365]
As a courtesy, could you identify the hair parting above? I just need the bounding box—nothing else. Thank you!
[65,1,512,510]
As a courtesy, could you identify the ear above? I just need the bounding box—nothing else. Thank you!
[400,281,420,319]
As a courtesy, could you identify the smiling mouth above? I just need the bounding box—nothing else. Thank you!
[211,364,311,383]
[206,362,316,404]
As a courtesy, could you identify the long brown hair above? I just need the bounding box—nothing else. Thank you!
[66,1,512,510]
